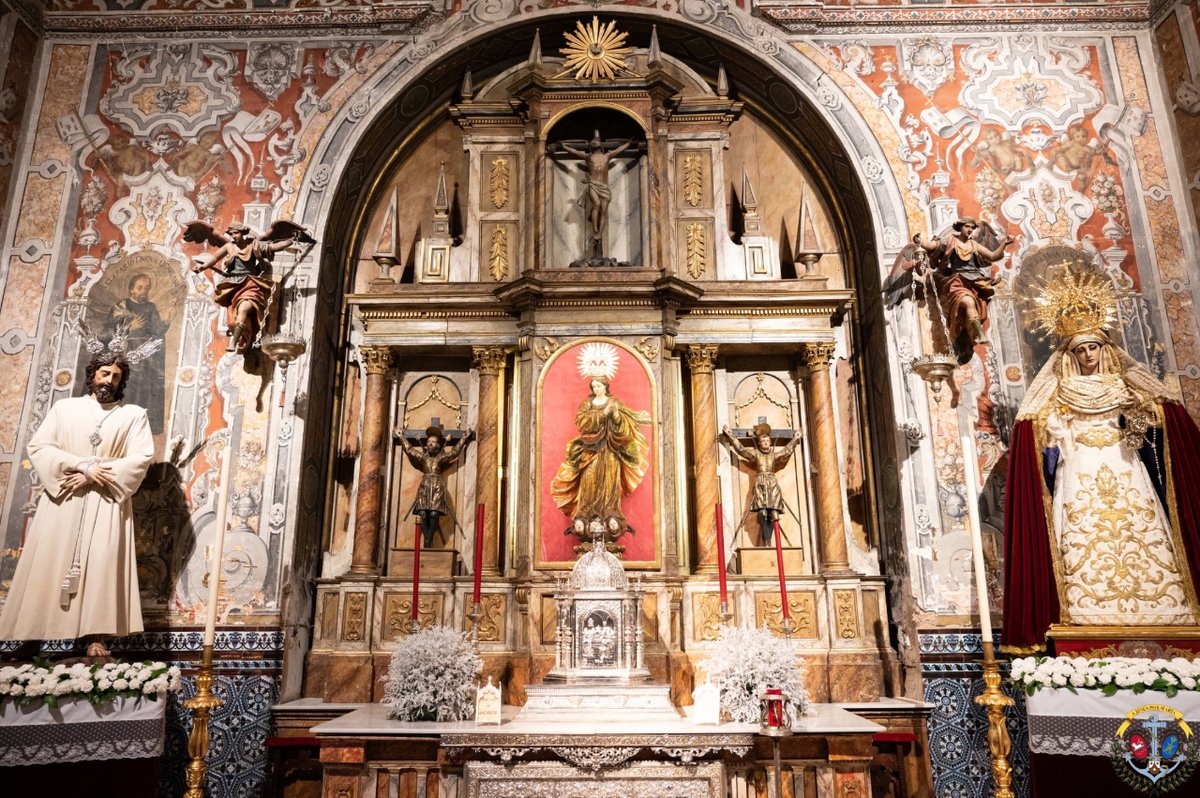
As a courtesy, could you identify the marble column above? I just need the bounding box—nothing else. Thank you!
[799,342,853,574]
[687,345,721,571]
[473,346,506,574]
[350,345,394,575]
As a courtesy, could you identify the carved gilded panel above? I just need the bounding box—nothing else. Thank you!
[675,219,714,280]
[341,591,368,642]
[834,589,859,639]
[480,221,517,281]
[755,591,818,638]
[381,592,443,641]
[487,154,513,211]
[673,149,712,210]
[691,593,735,641]
[464,593,507,643]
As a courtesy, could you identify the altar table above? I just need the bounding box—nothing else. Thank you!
[312,703,884,798]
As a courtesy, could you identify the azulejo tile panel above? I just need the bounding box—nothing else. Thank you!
[921,632,1031,798]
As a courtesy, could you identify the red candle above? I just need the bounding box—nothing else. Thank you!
[773,520,790,620]
[714,500,728,604]
[472,503,485,604]
[411,522,422,622]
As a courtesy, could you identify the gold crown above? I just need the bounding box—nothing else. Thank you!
[1028,264,1118,341]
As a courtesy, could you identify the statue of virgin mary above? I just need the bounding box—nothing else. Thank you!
[550,342,652,535]
[1001,269,1200,651]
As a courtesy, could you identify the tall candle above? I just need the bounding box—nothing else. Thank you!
[773,520,790,620]
[959,425,993,646]
[203,443,234,647]
[411,522,422,622]
[473,503,485,604]
[715,478,728,604]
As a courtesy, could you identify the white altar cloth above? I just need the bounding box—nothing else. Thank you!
[1026,688,1200,757]
[0,695,167,765]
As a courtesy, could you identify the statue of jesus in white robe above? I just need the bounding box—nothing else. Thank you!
[0,357,153,652]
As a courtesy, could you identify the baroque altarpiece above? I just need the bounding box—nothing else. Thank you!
[304,29,901,716]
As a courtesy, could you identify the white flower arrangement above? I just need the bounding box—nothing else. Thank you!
[382,625,482,722]
[1011,656,1200,698]
[0,660,182,708]
[704,625,810,724]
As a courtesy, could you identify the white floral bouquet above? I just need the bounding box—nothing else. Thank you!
[0,660,183,708]
[1010,655,1200,698]
[704,625,810,724]
[382,625,482,722]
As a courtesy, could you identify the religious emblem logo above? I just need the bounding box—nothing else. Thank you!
[1110,703,1198,793]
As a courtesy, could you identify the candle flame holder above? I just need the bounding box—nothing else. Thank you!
[911,353,958,401]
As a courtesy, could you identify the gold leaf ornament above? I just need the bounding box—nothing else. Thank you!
[489,157,509,209]
[683,154,703,207]
[489,226,509,281]
[685,222,707,279]
[557,17,637,83]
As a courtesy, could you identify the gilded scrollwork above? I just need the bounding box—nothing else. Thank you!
[341,591,367,641]
[834,589,859,639]
[465,593,506,643]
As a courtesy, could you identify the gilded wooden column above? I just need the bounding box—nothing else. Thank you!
[350,345,394,575]
[687,345,721,571]
[799,342,853,574]
[473,346,506,574]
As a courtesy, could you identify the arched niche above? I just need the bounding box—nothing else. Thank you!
[284,12,903,695]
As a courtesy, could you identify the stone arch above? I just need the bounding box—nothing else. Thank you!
[277,6,913,691]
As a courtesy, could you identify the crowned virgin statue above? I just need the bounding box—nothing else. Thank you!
[1001,269,1200,652]
[550,342,652,536]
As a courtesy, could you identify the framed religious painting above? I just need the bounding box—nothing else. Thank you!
[536,338,660,569]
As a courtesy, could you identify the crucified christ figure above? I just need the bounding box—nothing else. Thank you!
[560,131,635,260]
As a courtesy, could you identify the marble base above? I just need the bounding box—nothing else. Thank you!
[826,651,887,703]
[387,548,457,578]
[738,546,803,575]
[518,682,681,721]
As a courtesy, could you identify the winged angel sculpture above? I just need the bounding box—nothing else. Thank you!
[883,216,1015,365]
[184,219,316,353]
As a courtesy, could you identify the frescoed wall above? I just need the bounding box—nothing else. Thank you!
[0,2,1197,797]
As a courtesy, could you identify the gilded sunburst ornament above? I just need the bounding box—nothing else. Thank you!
[557,17,636,83]
[1028,264,1119,341]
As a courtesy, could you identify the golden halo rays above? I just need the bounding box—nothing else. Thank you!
[557,17,637,83]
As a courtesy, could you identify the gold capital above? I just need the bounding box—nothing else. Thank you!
[472,346,507,376]
[360,345,394,375]
[685,344,719,374]
[799,342,836,372]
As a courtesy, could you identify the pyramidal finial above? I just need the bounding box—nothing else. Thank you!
[648,26,661,66]
[742,170,758,211]
[434,162,449,215]
[461,69,473,102]
[528,29,542,65]
[717,63,728,98]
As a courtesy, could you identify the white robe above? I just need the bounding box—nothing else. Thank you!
[0,396,153,640]
[1047,403,1197,626]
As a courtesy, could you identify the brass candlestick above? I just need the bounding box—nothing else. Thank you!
[975,639,1015,798]
[183,645,223,798]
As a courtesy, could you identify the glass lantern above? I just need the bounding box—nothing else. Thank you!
[760,687,793,737]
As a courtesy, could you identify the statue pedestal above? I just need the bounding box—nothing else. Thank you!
[1047,624,1200,657]
[387,548,457,578]
[738,546,803,575]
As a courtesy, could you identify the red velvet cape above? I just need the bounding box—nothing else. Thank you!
[1001,402,1200,651]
